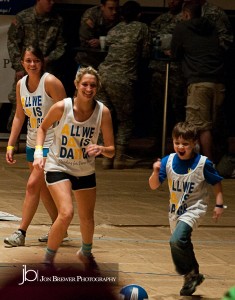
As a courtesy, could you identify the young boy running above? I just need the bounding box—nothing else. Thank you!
[149,121,224,296]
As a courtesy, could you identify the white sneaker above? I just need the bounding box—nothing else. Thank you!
[38,231,69,242]
[4,230,25,247]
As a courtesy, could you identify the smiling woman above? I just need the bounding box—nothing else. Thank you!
[4,45,67,247]
[33,66,115,270]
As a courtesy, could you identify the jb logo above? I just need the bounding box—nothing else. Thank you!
[18,265,39,285]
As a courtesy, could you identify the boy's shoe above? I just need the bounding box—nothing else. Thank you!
[180,270,205,296]
[38,231,69,243]
[4,230,25,247]
[76,249,100,273]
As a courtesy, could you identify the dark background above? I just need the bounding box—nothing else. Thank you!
[1,3,235,139]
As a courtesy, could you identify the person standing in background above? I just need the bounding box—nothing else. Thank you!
[182,0,234,164]
[7,0,66,133]
[97,0,150,169]
[77,0,120,69]
[171,2,226,163]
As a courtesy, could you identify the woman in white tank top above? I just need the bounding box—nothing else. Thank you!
[33,66,115,269]
[5,45,66,247]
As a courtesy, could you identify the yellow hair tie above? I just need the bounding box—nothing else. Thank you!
[35,145,43,150]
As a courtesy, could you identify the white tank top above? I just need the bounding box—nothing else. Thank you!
[20,72,54,148]
[45,98,103,176]
[166,153,209,232]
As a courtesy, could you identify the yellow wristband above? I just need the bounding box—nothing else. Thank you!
[35,145,43,150]
[7,146,14,151]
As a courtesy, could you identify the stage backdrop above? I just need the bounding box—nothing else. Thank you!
[0,0,35,103]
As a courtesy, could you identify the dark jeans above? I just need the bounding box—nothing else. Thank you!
[169,221,199,275]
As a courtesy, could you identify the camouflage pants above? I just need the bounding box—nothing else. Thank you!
[97,77,136,146]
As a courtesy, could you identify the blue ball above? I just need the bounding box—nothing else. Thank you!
[119,284,148,300]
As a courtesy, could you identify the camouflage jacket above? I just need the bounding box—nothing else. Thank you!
[98,21,150,81]
[202,2,233,50]
[150,11,183,37]
[79,5,120,47]
[149,12,183,72]
[7,6,66,72]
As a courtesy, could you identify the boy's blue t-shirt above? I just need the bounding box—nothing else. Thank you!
[159,153,223,185]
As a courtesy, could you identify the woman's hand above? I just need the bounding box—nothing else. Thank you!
[86,144,102,157]
[6,148,16,164]
[33,158,45,170]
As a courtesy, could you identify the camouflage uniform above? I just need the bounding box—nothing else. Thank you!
[98,20,150,147]
[77,5,120,69]
[202,1,233,51]
[149,12,186,148]
[7,6,66,131]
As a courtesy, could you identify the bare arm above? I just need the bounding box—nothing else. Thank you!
[6,80,25,164]
[212,181,224,222]
[33,101,65,170]
[45,74,67,103]
[86,105,115,158]
[149,159,162,190]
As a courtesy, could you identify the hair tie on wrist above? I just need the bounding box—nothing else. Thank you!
[35,145,43,150]
[7,146,14,151]
[215,204,224,208]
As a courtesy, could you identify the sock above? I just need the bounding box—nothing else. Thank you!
[81,242,92,257]
[18,229,26,237]
[44,248,57,264]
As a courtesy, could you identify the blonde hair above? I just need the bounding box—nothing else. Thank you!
[75,66,102,92]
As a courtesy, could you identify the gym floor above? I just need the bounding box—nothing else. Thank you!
[0,143,234,300]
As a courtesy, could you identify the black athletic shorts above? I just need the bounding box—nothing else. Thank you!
[45,171,96,191]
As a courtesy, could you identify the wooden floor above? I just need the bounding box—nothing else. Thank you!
[0,147,234,300]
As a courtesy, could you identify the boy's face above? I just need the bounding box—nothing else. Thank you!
[173,136,196,160]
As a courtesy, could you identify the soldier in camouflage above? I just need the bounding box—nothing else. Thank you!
[97,1,150,169]
[149,0,186,156]
[7,0,66,132]
[77,0,120,69]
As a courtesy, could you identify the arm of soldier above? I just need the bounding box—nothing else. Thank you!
[141,25,151,59]
[79,10,97,46]
[6,80,26,164]
[46,17,66,62]
[44,74,67,103]
[7,15,24,72]
[214,9,233,50]
[33,101,65,170]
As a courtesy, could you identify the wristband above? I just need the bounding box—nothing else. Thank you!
[35,145,43,150]
[34,148,43,159]
[7,146,14,151]
[215,204,224,208]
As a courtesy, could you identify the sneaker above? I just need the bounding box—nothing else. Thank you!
[38,231,69,243]
[4,230,25,247]
[76,249,100,273]
[180,271,205,296]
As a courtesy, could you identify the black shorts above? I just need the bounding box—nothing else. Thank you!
[45,172,96,191]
